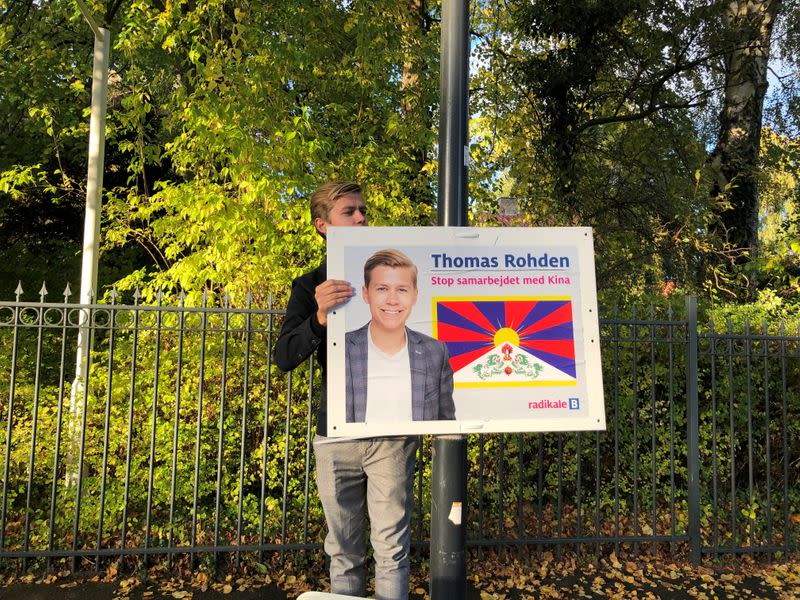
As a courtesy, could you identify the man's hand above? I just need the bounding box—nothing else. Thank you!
[315,279,355,326]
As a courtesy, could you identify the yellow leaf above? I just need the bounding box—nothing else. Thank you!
[222,584,232,594]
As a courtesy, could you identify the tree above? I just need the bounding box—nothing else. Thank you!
[469,0,800,299]
[469,0,725,298]
[2,0,444,300]
[0,0,153,293]
[4,0,799,304]
[708,0,782,263]
[0,1,92,291]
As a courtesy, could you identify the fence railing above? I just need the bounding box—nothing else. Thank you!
[0,290,797,572]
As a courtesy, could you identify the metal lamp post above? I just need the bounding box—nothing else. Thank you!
[431,0,470,597]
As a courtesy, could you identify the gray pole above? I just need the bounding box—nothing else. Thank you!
[437,0,470,228]
[432,0,469,597]
[77,26,110,311]
[69,20,111,484]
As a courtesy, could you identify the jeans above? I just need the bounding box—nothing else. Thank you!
[313,435,419,600]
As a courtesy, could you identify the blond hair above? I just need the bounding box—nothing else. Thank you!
[363,249,418,288]
[310,181,362,223]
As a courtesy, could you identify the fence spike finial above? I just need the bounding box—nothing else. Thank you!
[156,290,164,304]
[133,287,141,302]
[110,287,119,304]
[15,281,23,299]
[63,282,72,300]
[178,288,186,304]
[39,282,48,300]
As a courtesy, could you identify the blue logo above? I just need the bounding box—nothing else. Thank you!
[568,397,580,410]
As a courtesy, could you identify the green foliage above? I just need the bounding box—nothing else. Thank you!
[99,0,438,301]
[2,0,799,305]
[468,0,800,302]
[461,298,799,549]
[1,0,439,302]
[469,0,726,301]
[751,130,800,300]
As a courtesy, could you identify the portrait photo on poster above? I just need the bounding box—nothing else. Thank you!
[325,227,606,437]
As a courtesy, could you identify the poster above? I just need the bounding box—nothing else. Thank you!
[326,227,605,436]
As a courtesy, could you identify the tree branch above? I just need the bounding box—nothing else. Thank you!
[106,0,126,24]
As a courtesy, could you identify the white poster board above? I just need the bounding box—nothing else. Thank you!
[326,226,605,436]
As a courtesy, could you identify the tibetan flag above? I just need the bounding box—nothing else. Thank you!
[433,298,577,388]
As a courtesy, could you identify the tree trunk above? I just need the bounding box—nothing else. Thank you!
[709,0,780,260]
[551,89,580,222]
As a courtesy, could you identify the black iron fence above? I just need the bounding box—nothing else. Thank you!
[0,289,797,572]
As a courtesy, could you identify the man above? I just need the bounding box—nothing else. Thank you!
[346,249,455,423]
[273,182,417,600]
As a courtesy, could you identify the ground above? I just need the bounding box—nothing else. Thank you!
[1,553,799,599]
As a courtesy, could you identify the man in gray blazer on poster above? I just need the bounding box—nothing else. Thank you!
[345,248,455,423]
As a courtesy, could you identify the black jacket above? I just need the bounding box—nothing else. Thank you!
[273,263,329,434]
